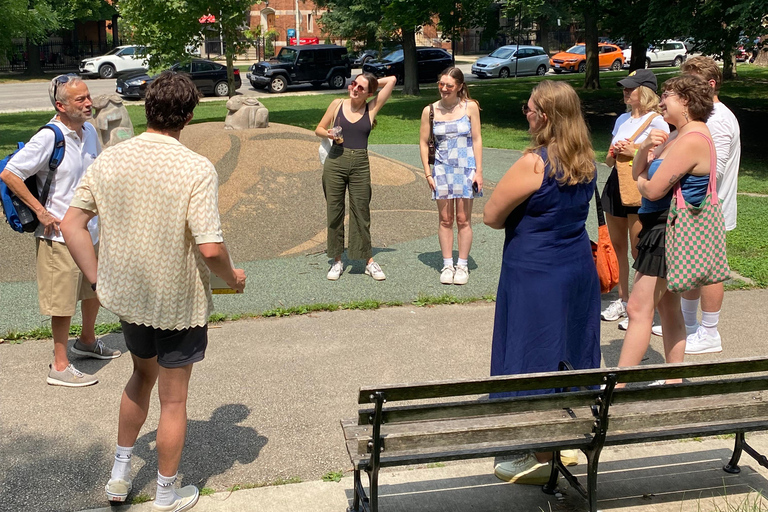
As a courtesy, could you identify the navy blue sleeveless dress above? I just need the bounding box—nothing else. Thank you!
[490,149,601,397]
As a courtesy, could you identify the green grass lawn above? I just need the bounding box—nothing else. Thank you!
[1,65,766,285]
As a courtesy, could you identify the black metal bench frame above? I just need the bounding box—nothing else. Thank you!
[342,357,768,512]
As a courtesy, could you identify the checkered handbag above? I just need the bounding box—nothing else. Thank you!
[665,132,730,293]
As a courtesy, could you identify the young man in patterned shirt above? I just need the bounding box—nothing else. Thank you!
[62,72,246,511]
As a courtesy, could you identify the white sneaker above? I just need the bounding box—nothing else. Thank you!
[365,261,386,281]
[651,323,698,338]
[152,485,199,511]
[440,265,455,285]
[651,324,663,337]
[601,299,627,321]
[327,260,344,280]
[453,265,469,285]
[494,454,552,485]
[618,318,629,330]
[685,325,723,355]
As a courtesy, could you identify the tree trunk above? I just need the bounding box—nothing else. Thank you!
[755,42,768,66]
[402,27,419,96]
[226,51,236,98]
[538,17,550,55]
[25,41,42,76]
[628,35,647,72]
[722,48,736,79]
[583,7,599,89]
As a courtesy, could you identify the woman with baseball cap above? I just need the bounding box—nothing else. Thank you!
[599,69,669,333]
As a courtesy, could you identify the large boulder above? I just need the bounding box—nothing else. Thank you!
[91,94,134,148]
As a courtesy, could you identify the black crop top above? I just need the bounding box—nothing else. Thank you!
[335,101,371,150]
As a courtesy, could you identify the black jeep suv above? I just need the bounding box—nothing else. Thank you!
[247,45,351,93]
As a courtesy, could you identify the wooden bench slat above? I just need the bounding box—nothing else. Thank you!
[605,418,768,447]
[357,357,768,403]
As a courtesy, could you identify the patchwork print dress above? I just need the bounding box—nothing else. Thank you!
[431,103,480,200]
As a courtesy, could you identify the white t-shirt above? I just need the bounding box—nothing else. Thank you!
[6,118,100,243]
[611,111,670,147]
[708,102,741,231]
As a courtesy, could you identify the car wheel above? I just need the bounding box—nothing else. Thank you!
[328,72,346,89]
[214,81,230,97]
[610,60,622,71]
[269,75,287,93]
[536,65,546,76]
[645,58,651,69]
[578,61,586,73]
[99,64,116,79]
[499,67,510,79]
[673,56,683,67]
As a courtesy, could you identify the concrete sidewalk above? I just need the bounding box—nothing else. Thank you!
[2,292,767,512]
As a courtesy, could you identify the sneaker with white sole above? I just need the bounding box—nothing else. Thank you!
[327,260,344,281]
[46,364,98,387]
[494,454,552,485]
[440,265,455,285]
[453,265,469,285]
[601,299,626,321]
[618,318,629,330]
[650,323,698,338]
[685,325,723,355]
[106,477,132,503]
[152,485,199,512]
[71,338,121,360]
[365,261,386,281]
[651,324,663,337]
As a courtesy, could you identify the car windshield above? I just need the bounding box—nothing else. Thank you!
[489,48,516,59]
[566,45,586,55]
[104,47,122,56]
[276,48,298,63]
[382,50,403,62]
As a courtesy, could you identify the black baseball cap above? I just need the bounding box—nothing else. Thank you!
[617,69,658,92]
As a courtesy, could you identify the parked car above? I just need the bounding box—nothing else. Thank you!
[352,50,379,67]
[79,45,149,79]
[550,43,624,73]
[247,44,350,93]
[115,59,241,99]
[735,46,749,62]
[471,45,550,78]
[362,47,453,84]
[622,40,687,68]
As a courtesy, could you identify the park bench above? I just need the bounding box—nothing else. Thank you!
[341,357,768,512]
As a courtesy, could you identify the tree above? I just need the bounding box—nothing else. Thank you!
[118,0,255,97]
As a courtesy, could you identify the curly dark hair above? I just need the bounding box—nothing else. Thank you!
[145,71,201,131]
[662,74,714,122]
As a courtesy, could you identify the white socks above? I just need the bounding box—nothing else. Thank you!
[155,472,181,506]
[681,297,699,328]
[443,258,453,268]
[457,258,468,268]
[110,445,133,481]
[701,310,721,338]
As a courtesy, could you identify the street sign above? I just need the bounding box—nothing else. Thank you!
[287,29,296,37]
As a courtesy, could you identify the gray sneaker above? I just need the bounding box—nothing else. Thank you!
[71,338,122,360]
[47,364,98,387]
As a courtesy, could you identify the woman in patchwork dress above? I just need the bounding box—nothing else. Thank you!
[419,67,483,285]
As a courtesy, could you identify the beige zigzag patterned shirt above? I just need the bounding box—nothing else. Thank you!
[71,132,224,330]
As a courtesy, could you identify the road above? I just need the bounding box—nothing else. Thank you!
[0,62,543,113]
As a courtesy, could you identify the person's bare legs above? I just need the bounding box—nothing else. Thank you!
[156,364,193,476]
[436,199,455,261]
[77,297,101,345]
[605,213,630,301]
[117,354,160,447]
[627,213,642,261]
[51,316,72,371]
[455,198,473,261]
[657,289,686,383]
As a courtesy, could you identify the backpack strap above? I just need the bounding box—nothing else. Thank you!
[35,124,66,209]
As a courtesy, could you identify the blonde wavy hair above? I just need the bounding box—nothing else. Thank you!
[527,81,595,185]
[626,85,662,114]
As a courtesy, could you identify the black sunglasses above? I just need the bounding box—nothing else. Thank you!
[522,104,533,115]
[52,75,72,102]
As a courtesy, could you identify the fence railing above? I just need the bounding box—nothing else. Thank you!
[0,41,120,73]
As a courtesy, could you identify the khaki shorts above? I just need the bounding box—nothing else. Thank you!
[35,239,98,317]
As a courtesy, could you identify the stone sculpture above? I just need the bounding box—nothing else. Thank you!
[91,94,134,148]
[224,96,269,130]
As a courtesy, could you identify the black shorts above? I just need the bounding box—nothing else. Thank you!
[121,322,208,368]
[601,167,640,218]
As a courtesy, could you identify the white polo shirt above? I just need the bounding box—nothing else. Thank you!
[5,118,100,243]
[708,102,741,231]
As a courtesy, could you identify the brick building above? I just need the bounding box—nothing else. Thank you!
[248,0,327,49]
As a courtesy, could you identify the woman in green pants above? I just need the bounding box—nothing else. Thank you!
[315,73,397,281]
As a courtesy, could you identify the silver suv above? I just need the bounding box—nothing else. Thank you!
[472,45,550,78]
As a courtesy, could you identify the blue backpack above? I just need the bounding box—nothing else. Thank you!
[0,124,65,233]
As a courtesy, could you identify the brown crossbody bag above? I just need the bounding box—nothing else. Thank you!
[615,113,659,207]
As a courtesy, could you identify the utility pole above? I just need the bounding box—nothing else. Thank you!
[294,0,301,45]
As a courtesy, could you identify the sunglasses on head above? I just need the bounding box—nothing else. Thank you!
[349,80,367,93]
[52,74,72,102]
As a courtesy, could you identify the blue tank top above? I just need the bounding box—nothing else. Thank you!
[639,159,709,213]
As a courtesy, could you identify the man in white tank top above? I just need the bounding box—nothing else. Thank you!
[678,56,741,355]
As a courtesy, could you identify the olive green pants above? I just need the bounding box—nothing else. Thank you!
[322,146,372,261]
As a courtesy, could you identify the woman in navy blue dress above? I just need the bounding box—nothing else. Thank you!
[483,81,601,485]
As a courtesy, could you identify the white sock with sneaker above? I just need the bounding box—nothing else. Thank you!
[457,258,468,268]
[443,258,453,268]
[701,310,721,338]
[111,445,133,481]
[681,297,700,329]
[155,472,181,507]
